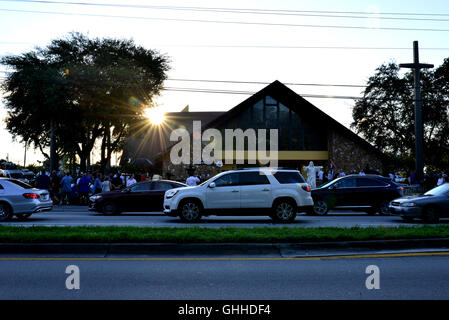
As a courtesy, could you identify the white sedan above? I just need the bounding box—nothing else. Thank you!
[0,178,53,221]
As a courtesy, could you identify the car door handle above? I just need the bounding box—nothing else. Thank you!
[232,190,239,192]
[262,188,270,191]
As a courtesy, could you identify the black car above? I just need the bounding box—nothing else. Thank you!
[310,174,404,215]
[88,180,187,215]
[390,183,449,223]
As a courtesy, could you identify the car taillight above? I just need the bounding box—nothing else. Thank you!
[301,185,311,192]
[23,193,39,199]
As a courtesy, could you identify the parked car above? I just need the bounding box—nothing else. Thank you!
[0,169,29,184]
[310,174,404,215]
[0,178,53,221]
[21,170,36,186]
[389,183,449,223]
[88,180,187,215]
[163,168,313,223]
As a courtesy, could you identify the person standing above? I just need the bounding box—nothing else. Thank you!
[93,174,103,194]
[36,170,50,191]
[60,172,74,205]
[437,174,445,186]
[111,174,123,190]
[126,174,137,187]
[186,175,200,186]
[102,176,112,193]
[77,173,91,205]
[50,171,61,203]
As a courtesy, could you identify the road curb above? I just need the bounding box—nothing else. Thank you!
[1,238,449,256]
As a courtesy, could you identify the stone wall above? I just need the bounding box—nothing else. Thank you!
[327,131,385,175]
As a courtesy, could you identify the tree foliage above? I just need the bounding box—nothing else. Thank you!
[1,32,170,171]
[351,60,449,170]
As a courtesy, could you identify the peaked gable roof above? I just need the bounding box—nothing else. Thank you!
[201,80,386,158]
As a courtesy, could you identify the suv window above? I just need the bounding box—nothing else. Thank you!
[357,177,388,187]
[214,173,239,187]
[239,172,270,185]
[335,178,357,188]
[273,171,305,184]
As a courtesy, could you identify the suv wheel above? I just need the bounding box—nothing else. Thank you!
[271,200,296,223]
[179,201,202,222]
[313,200,329,215]
[0,203,12,222]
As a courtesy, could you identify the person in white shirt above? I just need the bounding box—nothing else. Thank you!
[126,174,137,187]
[186,175,200,186]
[437,174,445,186]
[102,176,111,192]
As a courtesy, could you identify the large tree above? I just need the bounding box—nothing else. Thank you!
[351,60,449,171]
[1,32,170,171]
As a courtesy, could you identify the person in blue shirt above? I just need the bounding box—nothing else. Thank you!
[60,172,74,205]
[77,173,91,205]
[93,174,103,194]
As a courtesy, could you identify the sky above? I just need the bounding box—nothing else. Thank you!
[0,0,448,165]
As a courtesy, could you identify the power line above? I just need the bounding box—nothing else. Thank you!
[2,0,449,22]
[1,8,449,32]
[3,0,449,18]
[0,42,448,50]
[163,87,365,99]
[156,44,449,50]
[0,73,367,87]
[166,78,367,88]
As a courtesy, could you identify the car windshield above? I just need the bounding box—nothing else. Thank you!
[424,183,449,196]
[8,179,33,189]
[199,175,218,186]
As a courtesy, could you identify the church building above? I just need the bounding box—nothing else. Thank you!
[122,81,388,181]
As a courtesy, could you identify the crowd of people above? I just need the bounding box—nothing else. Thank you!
[32,170,156,205]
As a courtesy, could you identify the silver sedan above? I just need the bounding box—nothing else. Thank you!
[0,178,53,221]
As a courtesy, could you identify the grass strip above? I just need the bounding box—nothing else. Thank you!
[1,225,449,243]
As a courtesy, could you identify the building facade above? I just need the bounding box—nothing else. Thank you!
[125,81,387,182]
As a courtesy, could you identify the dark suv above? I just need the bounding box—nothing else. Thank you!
[310,175,404,215]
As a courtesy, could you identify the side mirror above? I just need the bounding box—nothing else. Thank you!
[209,182,216,188]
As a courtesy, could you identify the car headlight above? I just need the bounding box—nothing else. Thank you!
[165,190,179,199]
[89,195,102,201]
[400,202,417,207]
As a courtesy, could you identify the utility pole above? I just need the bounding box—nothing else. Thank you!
[399,41,433,182]
[50,119,55,173]
[23,140,27,167]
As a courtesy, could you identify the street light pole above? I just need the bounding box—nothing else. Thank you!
[399,41,433,182]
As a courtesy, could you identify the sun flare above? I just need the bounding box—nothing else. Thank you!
[144,107,165,125]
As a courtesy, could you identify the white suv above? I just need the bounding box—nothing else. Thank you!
[163,168,313,223]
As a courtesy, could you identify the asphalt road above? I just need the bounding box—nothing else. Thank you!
[2,205,445,227]
[1,252,449,299]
